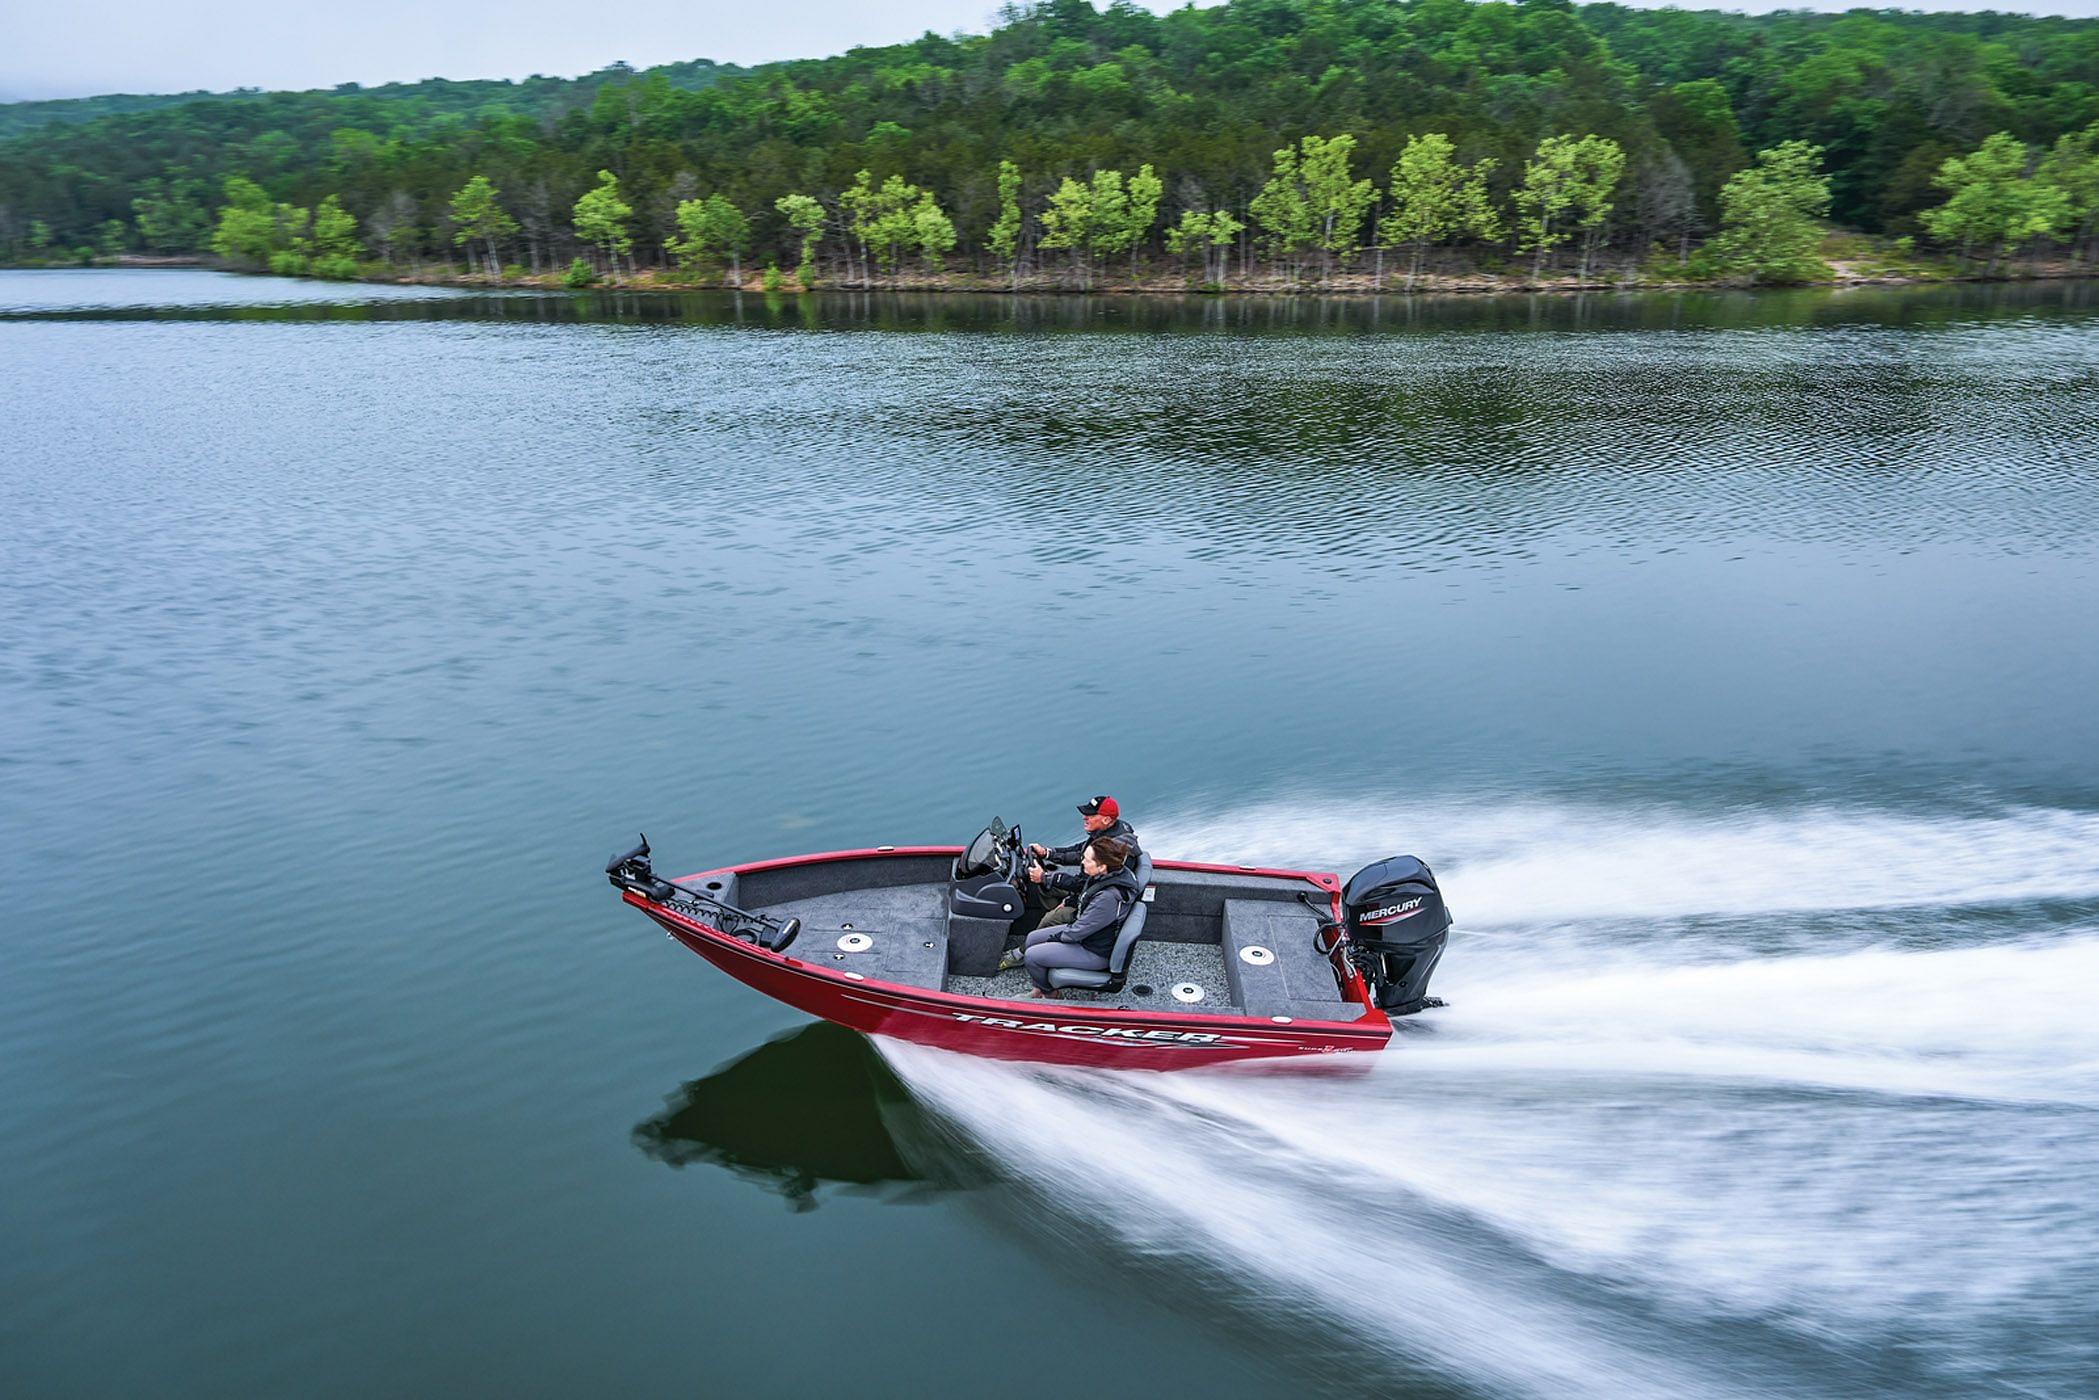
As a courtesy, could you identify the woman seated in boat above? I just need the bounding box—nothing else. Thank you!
[999,836,1141,997]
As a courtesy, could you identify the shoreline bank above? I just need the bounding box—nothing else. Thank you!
[11,253,2099,299]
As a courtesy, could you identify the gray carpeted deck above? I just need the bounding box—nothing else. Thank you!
[946,939,1236,1011]
[762,884,948,937]
[764,884,951,988]
[761,880,1271,1014]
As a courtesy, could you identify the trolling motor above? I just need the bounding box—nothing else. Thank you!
[1337,855,1451,1015]
[606,835,801,953]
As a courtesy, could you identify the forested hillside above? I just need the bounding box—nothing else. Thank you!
[0,92,228,143]
[3,0,2096,287]
[0,62,741,144]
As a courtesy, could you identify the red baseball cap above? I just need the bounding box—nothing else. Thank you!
[1077,795,1119,820]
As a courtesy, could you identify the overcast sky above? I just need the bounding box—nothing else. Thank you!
[6,0,2098,103]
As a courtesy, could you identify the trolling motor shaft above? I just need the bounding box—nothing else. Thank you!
[606,834,801,952]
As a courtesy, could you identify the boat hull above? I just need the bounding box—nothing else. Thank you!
[628,847,1391,1070]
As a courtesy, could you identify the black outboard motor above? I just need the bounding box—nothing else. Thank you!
[1341,856,1451,1015]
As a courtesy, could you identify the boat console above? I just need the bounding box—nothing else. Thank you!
[946,819,1029,975]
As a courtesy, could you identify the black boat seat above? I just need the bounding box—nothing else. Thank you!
[1047,852,1154,992]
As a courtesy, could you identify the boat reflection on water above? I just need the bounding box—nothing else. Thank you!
[632,1023,962,1210]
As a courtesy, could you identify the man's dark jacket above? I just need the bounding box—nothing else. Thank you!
[1046,817,1139,866]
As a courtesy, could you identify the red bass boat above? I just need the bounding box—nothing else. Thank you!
[604,821,1451,1071]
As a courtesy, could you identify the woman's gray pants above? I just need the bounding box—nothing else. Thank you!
[1022,925,1108,992]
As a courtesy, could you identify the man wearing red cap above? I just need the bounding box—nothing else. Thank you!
[1021,795,1138,932]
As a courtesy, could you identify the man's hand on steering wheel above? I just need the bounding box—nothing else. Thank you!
[1028,843,1048,857]
[1027,862,1045,884]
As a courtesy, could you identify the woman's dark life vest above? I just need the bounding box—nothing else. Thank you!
[1074,864,1144,958]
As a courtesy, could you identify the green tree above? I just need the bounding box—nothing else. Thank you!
[95,218,127,259]
[448,175,516,279]
[1249,144,1314,282]
[1513,134,1626,281]
[1378,133,1502,289]
[573,169,634,281]
[209,175,283,265]
[912,195,956,272]
[837,170,876,282]
[132,182,209,253]
[1165,208,1242,284]
[1299,135,1375,278]
[839,170,949,281]
[1091,163,1160,279]
[1923,133,2071,268]
[309,194,360,277]
[1251,135,1374,283]
[1037,175,1096,287]
[1163,209,1206,274]
[987,159,1024,288]
[266,205,312,276]
[1081,168,1128,277]
[774,193,827,283]
[2037,125,2099,262]
[671,193,750,283]
[208,175,314,272]
[1074,166,1158,279]
[1704,141,1832,284]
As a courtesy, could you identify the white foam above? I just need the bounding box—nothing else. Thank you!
[876,800,2099,1395]
[883,1040,1752,1399]
[1146,798,2099,924]
[1437,933,2099,1102]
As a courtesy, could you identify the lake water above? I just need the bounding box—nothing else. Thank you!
[4,268,2097,1397]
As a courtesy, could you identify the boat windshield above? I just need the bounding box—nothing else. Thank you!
[960,820,1005,876]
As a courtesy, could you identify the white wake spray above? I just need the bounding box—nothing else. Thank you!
[878,799,2099,1397]
[1145,797,2099,924]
